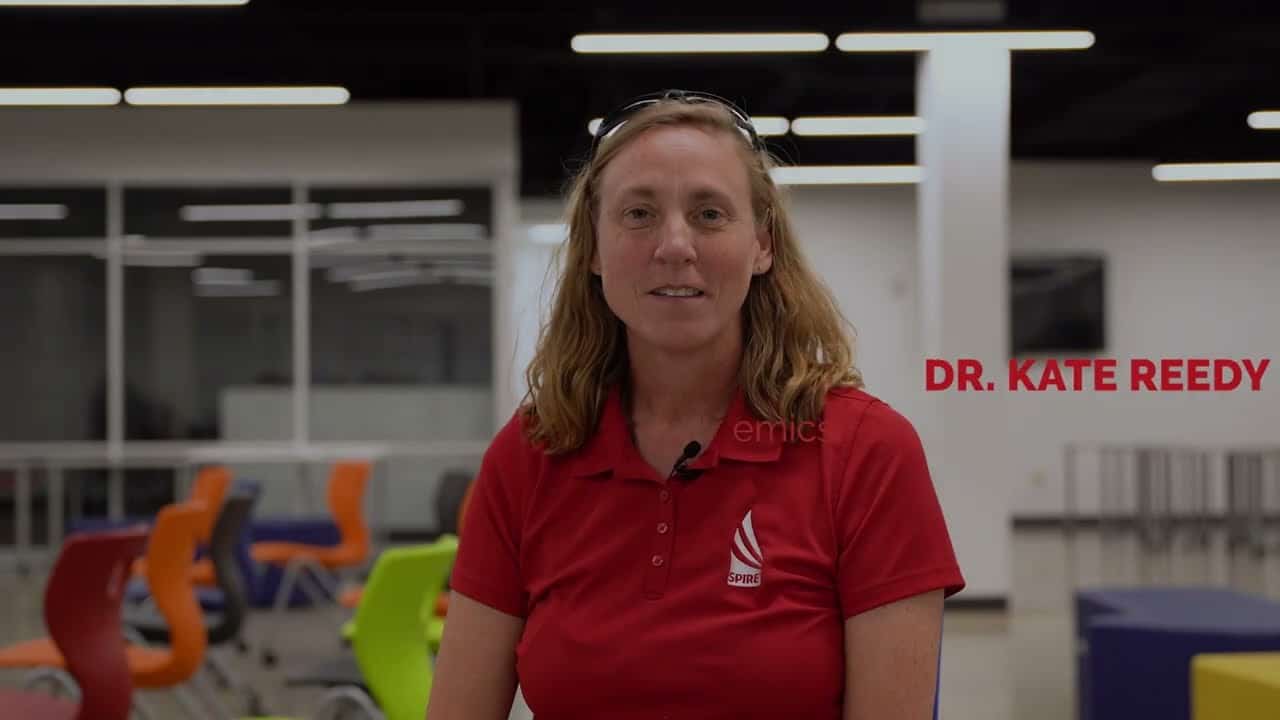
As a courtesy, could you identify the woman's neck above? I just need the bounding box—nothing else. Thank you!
[625,339,740,429]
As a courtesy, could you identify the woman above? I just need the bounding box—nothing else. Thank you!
[427,90,965,720]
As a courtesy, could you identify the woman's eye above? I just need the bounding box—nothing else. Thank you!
[698,208,727,223]
[624,208,652,222]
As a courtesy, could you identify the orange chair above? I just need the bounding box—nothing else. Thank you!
[132,465,231,587]
[0,501,215,719]
[338,474,473,616]
[252,460,372,665]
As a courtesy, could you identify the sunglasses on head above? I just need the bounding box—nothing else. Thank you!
[588,89,767,160]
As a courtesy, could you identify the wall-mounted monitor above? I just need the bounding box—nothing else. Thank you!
[1011,254,1105,354]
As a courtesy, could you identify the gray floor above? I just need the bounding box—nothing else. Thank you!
[0,528,1276,720]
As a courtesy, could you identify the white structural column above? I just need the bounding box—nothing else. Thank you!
[106,182,125,520]
[493,174,522,430]
[916,39,1014,600]
[292,181,310,448]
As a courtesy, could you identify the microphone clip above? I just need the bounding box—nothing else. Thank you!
[669,440,704,483]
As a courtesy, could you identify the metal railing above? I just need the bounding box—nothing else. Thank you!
[1064,443,1280,556]
[0,440,489,574]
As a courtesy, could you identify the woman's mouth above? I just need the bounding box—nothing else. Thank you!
[649,285,705,299]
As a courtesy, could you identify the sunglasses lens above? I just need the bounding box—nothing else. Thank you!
[591,92,763,156]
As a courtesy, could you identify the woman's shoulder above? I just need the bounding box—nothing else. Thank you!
[487,404,545,461]
[820,385,922,452]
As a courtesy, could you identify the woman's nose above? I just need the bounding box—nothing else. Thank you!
[654,216,696,263]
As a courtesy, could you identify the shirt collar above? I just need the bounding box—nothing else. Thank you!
[568,381,784,481]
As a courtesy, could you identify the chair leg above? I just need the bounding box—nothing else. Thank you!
[22,667,76,697]
[259,557,338,666]
[122,625,148,646]
[258,559,304,666]
[190,667,236,720]
[47,668,80,700]
[172,685,217,720]
[132,694,159,720]
[205,652,232,690]
[304,562,342,599]
[299,567,342,612]
[312,686,386,720]
[207,648,265,714]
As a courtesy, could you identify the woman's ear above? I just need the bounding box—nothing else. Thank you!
[754,223,774,275]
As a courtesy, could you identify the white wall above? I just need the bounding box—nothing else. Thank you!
[1006,162,1280,515]
[787,161,1280,523]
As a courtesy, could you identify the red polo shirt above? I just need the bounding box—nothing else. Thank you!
[451,383,965,719]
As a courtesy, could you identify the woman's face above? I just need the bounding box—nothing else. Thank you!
[591,124,772,356]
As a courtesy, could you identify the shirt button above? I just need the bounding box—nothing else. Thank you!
[659,489,671,502]
[657,522,670,535]
[651,554,664,567]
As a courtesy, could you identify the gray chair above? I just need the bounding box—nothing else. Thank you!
[124,492,264,714]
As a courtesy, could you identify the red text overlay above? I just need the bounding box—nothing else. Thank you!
[926,358,1270,392]
[733,420,825,443]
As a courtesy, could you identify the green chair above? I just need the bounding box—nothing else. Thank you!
[339,584,448,654]
[293,536,458,720]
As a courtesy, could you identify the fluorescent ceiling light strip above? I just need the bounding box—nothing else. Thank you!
[0,203,69,220]
[349,269,438,292]
[346,267,425,283]
[749,116,789,136]
[196,280,280,298]
[443,276,492,287]
[1247,111,1280,130]
[180,203,321,222]
[366,223,486,241]
[428,255,491,267]
[790,116,923,136]
[442,267,494,281]
[770,165,923,185]
[326,199,463,220]
[1152,162,1280,182]
[0,0,247,5]
[310,226,361,238]
[0,88,121,106]
[835,31,1094,51]
[350,275,437,292]
[192,267,253,285]
[308,227,361,249]
[571,33,829,54]
[121,251,203,267]
[327,260,414,283]
[124,86,349,106]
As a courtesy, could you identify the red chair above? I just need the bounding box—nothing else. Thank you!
[0,526,147,720]
[0,502,215,719]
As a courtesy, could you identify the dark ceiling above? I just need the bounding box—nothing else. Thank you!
[3,2,1280,197]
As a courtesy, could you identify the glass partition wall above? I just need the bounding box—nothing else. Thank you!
[0,182,494,535]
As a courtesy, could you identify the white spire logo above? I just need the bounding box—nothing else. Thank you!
[728,510,763,588]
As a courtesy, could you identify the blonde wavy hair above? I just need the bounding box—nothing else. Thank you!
[520,97,863,454]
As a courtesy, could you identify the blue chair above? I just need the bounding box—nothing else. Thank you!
[123,479,271,611]
[1077,587,1280,720]
[244,515,342,608]
[105,476,342,610]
